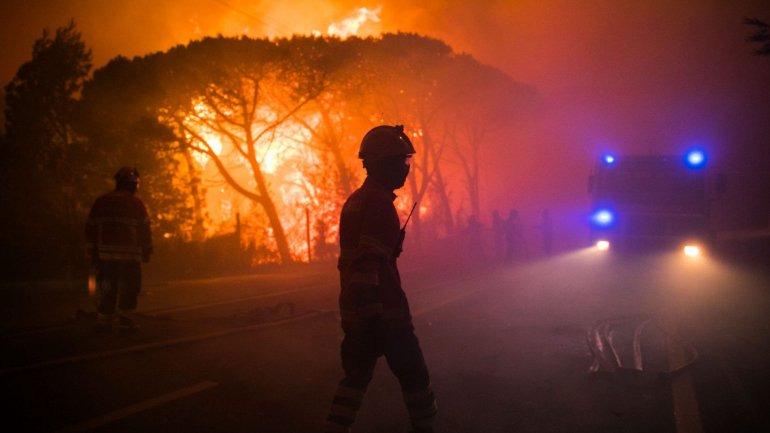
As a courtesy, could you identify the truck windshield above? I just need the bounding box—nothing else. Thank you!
[594,159,706,212]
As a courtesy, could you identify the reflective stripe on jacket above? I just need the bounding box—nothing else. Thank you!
[86,190,152,262]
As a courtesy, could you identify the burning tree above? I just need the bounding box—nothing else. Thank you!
[361,34,458,244]
[157,36,344,263]
[1,14,541,279]
[73,33,536,266]
[442,55,538,218]
[285,37,372,199]
[358,34,536,240]
[78,55,196,242]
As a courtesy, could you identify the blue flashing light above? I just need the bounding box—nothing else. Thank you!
[602,154,616,165]
[684,148,707,169]
[591,208,615,228]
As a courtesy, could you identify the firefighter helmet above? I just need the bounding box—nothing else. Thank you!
[114,167,140,184]
[358,125,416,159]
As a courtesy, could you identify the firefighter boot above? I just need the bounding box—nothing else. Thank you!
[113,312,139,334]
[94,313,114,333]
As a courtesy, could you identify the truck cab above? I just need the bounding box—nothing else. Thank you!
[588,150,713,256]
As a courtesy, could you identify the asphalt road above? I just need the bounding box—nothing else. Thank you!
[2,250,769,433]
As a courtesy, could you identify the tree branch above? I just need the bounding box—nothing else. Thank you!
[174,117,261,202]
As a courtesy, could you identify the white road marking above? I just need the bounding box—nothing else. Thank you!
[54,381,218,433]
[0,282,333,341]
[1,271,482,375]
[2,267,440,340]
[156,270,327,287]
[143,283,331,315]
[666,327,704,433]
[0,311,324,376]
[412,274,489,316]
[413,287,485,317]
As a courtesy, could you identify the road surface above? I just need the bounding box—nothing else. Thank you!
[2,250,769,432]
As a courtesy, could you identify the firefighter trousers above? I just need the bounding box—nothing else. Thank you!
[326,326,437,433]
[96,260,141,315]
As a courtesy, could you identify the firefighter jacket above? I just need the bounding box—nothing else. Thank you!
[86,190,152,262]
[337,177,412,331]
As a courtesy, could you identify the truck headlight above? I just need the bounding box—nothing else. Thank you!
[683,244,701,257]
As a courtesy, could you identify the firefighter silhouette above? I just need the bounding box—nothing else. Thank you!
[314,219,336,261]
[504,209,523,262]
[491,210,505,262]
[85,167,152,332]
[537,209,554,256]
[465,214,485,263]
[325,125,437,433]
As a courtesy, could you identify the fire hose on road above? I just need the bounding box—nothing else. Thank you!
[587,315,698,378]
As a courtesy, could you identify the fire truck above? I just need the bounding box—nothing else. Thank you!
[588,149,717,256]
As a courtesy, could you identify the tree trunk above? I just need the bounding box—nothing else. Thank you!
[251,162,293,263]
[431,164,454,235]
[426,132,453,235]
[407,172,423,251]
[463,161,480,218]
[328,141,354,197]
[320,111,354,197]
[470,140,481,217]
[181,149,206,241]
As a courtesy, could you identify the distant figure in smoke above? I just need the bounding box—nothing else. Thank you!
[85,167,152,332]
[325,125,436,433]
[537,209,554,256]
[314,219,335,261]
[465,214,485,263]
[504,209,523,262]
[491,210,505,262]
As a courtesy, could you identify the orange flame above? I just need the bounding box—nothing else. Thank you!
[172,7,400,262]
